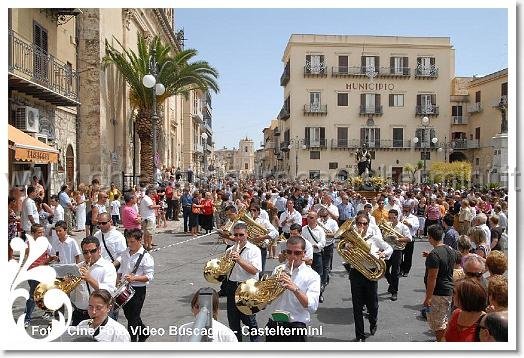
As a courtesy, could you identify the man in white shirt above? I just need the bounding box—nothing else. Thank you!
[344,212,392,342]
[279,199,303,238]
[49,194,64,241]
[317,208,339,303]
[21,186,39,241]
[138,188,160,251]
[249,204,279,273]
[94,212,127,268]
[278,224,313,266]
[265,236,320,342]
[399,203,420,278]
[71,236,117,325]
[224,222,262,342]
[321,194,339,221]
[50,220,81,264]
[383,209,412,301]
[118,228,155,342]
[301,211,326,281]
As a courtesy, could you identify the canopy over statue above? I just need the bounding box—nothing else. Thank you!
[356,145,372,177]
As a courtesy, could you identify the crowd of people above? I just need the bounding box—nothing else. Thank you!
[8,172,509,343]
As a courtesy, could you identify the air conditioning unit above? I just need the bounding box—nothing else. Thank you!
[15,106,39,133]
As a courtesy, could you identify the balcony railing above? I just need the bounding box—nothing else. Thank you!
[304,104,327,115]
[414,140,438,149]
[452,116,468,125]
[452,139,480,150]
[303,138,328,149]
[416,105,440,116]
[280,69,290,86]
[8,29,79,105]
[330,139,360,149]
[278,106,290,120]
[415,65,439,78]
[330,139,410,149]
[280,141,290,151]
[359,105,383,116]
[303,64,327,77]
[468,102,482,113]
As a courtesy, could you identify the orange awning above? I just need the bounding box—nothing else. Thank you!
[8,124,59,164]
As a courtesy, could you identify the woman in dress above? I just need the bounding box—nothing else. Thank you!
[75,183,87,233]
[200,192,215,234]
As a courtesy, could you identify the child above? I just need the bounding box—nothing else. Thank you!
[110,193,121,226]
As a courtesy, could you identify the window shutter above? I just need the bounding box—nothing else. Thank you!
[430,128,436,147]
[415,128,422,148]
[33,24,41,49]
[430,57,435,66]
[360,128,366,144]
[319,55,324,63]
[390,57,395,74]
[306,55,311,63]
[375,56,380,69]
[375,129,381,147]
[431,94,436,105]
[416,94,421,106]
[403,57,409,75]
[361,56,366,73]
[320,127,326,144]
[417,57,421,66]
[360,94,365,108]
[305,127,310,141]
[375,94,381,107]
[389,94,394,107]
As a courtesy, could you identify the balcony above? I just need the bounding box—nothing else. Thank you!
[280,64,290,86]
[303,138,328,149]
[415,65,439,79]
[416,105,439,116]
[414,140,438,149]
[377,67,411,77]
[359,105,383,116]
[273,128,281,136]
[452,139,480,150]
[380,139,412,149]
[452,116,468,125]
[280,141,290,151]
[467,102,482,113]
[330,139,361,150]
[8,29,80,106]
[278,106,290,120]
[194,144,203,153]
[304,104,327,116]
[303,64,327,77]
[492,95,507,108]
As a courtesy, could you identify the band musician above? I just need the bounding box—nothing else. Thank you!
[265,236,320,342]
[249,203,279,273]
[93,213,127,269]
[317,208,339,303]
[344,211,392,342]
[279,199,303,239]
[278,223,313,266]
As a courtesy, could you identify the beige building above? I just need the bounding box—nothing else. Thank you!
[277,34,457,183]
[214,137,255,179]
[257,119,280,178]
[214,147,236,178]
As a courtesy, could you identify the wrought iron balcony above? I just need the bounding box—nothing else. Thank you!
[416,105,439,116]
[467,102,482,113]
[280,69,290,86]
[303,64,327,77]
[452,139,480,150]
[359,105,383,116]
[8,29,80,106]
[194,143,204,153]
[452,116,468,125]
[280,141,290,151]
[381,139,412,149]
[378,67,411,77]
[415,65,439,78]
[330,139,361,149]
[278,106,290,120]
[414,140,438,149]
[304,104,327,116]
[303,138,328,149]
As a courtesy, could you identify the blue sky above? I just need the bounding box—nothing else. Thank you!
[176,8,508,150]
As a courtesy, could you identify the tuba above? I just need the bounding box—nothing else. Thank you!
[335,219,386,281]
[231,210,270,248]
[378,221,406,250]
[235,264,287,315]
[203,243,238,284]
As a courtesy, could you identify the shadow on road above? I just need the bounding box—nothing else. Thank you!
[316,307,354,325]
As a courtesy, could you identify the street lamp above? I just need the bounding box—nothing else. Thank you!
[437,136,452,162]
[288,136,306,179]
[142,47,165,185]
[412,116,438,184]
[201,132,208,184]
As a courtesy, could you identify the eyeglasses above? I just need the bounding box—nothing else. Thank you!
[285,249,303,256]
[307,216,316,219]
[465,271,483,278]
[82,248,98,255]
[233,233,246,237]
[98,221,109,225]
[356,221,369,226]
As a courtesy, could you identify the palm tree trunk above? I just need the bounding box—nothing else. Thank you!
[135,113,154,184]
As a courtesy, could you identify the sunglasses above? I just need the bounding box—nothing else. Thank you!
[233,233,246,237]
[98,221,109,225]
[356,221,369,226]
[307,216,316,219]
[285,249,303,256]
[465,271,483,278]
[82,248,98,255]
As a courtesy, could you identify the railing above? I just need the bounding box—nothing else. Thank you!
[330,139,411,149]
[359,105,383,115]
[452,139,480,149]
[278,106,290,120]
[280,68,290,86]
[414,140,438,149]
[452,116,468,125]
[8,29,79,102]
[492,95,507,108]
[381,139,412,148]
[303,104,327,115]
[467,102,482,113]
[280,141,290,150]
[378,67,411,76]
[416,105,440,115]
[415,65,439,78]
[330,139,360,149]
[303,138,328,149]
[303,64,327,76]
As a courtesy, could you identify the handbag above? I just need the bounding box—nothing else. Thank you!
[192,205,201,214]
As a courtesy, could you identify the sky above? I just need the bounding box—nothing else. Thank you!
[176,8,507,150]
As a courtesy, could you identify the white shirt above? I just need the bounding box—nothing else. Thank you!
[227,241,261,282]
[385,221,412,251]
[76,317,130,342]
[275,197,287,212]
[279,210,302,233]
[301,225,326,253]
[50,236,81,264]
[110,200,121,216]
[175,319,238,342]
[254,216,279,240]
[71,257,117,309]
[139,195,155,220]
[324,203,340,220]
[259,209,270,222]
[52,205,64,224]
[266,262,320,324]
[401,213,420,238]
[359,226,393,261]
[21,197,39,232]
[478,223,492,248]
[497,212,508,232]
[117,246,155,287]
[318,217,339,245]
[94,228,127,263]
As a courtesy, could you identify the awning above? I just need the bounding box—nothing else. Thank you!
[8,124,59,164]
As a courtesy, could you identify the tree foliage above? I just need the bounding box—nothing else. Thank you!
[429,161,472,187]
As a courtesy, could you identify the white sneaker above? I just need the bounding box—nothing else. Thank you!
[42,312,52,320]
[24,321,30,328]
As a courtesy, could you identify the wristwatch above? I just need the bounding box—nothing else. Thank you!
[293,287,300,294]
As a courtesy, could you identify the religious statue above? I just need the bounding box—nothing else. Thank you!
[356,145,372,177]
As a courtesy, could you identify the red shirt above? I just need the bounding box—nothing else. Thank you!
[444,309,480,342]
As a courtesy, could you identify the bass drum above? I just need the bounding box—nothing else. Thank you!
[112,283,135,309]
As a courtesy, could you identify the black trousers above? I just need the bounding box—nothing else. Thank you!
[312,252,323,279]
[182,206,191,232]
[321,243,334,287]
[385,249,402,294]
[71,307,90,326]
[349,268,378,340]
[173,199,180,220]
[123,286,148,342]
[265,319,307,342]
[166,199,175,220]
[225,280,259,342]
[400,241,415,275]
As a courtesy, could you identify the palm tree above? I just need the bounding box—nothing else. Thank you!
[103,34,219,183]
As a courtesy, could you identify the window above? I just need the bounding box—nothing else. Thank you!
[417,94,437,114]
[475,158,480,166]
[392,128,404,147]
[475,127,480,140]
[417,57,436,76]
[310,151,320,160]
[361,94,381,113]
[309,170,320,179]
[415,128,437,148]
[245,146,248,152]
[475,91,481,103]
[421,152,430,160]
[361,56,379,73]
[390,56,409,75]
[338,55,349,73]
[452,105,463,117]
[389,94,404,107]
[501,82,508,96]
[305,55,325,74]
[309,92,321,111]
[329,162,338,169]
[245,163,249,169]
[33,22,48,79]
[337,127,348,147]
[360,128,380,148]
[337,93,349,106]
[305,127,325,147]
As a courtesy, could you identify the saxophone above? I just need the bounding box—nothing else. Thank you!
[335,219,386,281]
[203,243,237,284]
[378,220,406,250]
[235,264,287,315]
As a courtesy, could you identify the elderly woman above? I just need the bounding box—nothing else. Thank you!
[458,199,475,235]
[470,227,490,259]
[444,278,488,342]
[485,250,507,276]
[486,275,508,313]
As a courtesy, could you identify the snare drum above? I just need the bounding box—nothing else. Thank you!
[112,283,135,309]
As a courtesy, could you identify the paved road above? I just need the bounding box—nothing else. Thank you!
[13,222,437,343]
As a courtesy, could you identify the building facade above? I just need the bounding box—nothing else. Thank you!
[277,34,457,183]
[257,119,280,178]
[214,137,255,179]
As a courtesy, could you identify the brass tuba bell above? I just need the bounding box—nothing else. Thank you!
[335,219,386,281]
[203,244,237,284]
[226,209,270,248]
[378,220,407,250]
[33,275,84,310]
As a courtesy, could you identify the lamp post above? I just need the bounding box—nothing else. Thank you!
[287,136,306,179]
[412,116,438,184]
[142,47,166,185]
[201,132,208,185]
[437,136,452,162]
